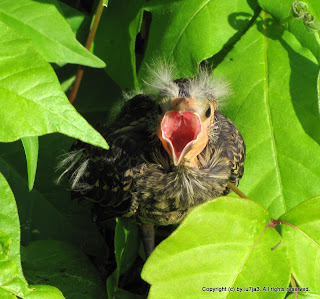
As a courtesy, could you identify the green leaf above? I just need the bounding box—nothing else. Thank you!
[115,218,139,276]
[214,14,320,218]
[0,21,108,150]
[0,135,107,257]
[142,197,290,298]
[258,0,320,63]
[21,137,39,191]
[0,260,31,296]
[94,0,144,89]
[0,173,25,280]
[280,196,320,293]
[21,240,106,299]
[108,219,140,297]
[106,271,117,299]
[0,0,105,67]
[0,262,64,298]
[25,285,66,299]
[0,173,65,298]
[139,0,257,80]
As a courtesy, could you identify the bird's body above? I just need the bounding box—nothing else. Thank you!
[60,69,245,226]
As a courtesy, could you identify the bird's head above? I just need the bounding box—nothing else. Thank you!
[145,65,230,168]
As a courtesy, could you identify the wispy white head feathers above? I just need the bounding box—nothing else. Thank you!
[142,61,179,98]
[186,68,231,102]
[142,61,231,104]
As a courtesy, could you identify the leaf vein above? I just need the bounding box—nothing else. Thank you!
[225,223,269,298]
[263,12,286,211]
[169,0,211,58]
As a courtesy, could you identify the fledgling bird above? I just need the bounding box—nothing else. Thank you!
[58,66,245,231]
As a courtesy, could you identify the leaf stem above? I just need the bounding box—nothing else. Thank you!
[290,275,298,299]
[69,0,105,104]
[227,182,248,199]
[271,220,320,249]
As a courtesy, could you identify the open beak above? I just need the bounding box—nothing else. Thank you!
[159,111,202,166]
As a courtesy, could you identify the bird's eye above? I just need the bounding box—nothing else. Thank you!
[205,106,211,118]
[157,104,163,115]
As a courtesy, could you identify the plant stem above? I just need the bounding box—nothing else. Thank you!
[69,66,84,104]
[227,182,248,199]
[69,0,105,104]
[290,275,298,299]
[271,220,320,249]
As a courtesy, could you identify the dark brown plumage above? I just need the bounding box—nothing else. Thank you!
[58,69,245,226]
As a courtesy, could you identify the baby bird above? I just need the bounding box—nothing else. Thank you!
[58,66,245,230]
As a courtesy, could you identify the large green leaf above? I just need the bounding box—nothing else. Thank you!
[0,0,105,67]
[142,197,290,298]
[0,173,25,280]
[280,196,320,293]
[0,21,108,150]
[214,14,320,218]
[21,240,106,299]
[94,0,144,89]
[0,173,64,298]
[258,0,320,63]
[139,0,257,80]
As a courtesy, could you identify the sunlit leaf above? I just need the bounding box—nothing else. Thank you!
[0,21,108,150]
[215,14,320,218]
[280,196,320,293]
[258,0,320,63]
[0,0,105,67]
[142,197,290,298]
[139,0,258,80]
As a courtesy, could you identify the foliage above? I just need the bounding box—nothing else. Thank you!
[0,0,319,298]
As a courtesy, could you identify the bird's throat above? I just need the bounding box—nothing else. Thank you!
[159,111,201,166]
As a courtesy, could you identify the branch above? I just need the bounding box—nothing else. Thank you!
[227,182,248,199]
[69,0,105,104]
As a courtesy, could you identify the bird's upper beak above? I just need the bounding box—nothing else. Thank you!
[159,110,202,166]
